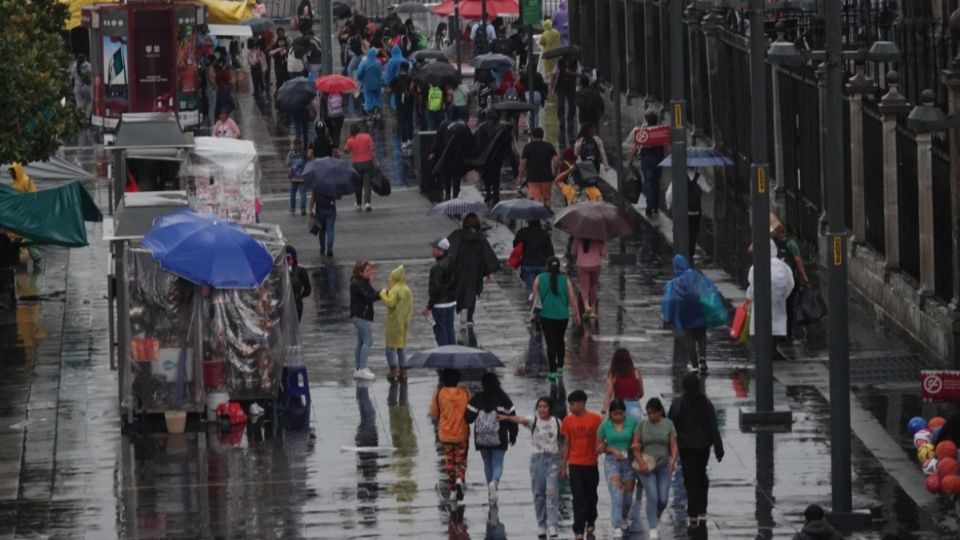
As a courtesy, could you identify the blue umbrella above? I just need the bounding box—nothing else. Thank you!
[406,345,505,369]
[302,157,361,198]
[491,199,553,221]
[427,198,488,216]
[658,147,734,168]
[143,210,274,289]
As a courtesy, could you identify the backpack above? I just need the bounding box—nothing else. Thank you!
[287,48,304,73]
[288,150,306,179]
[578,136,600,168]
[504,84,519,101]
[327,93,344,116]
[473,23,489,54]
[474,409,501,447]
[427,85,444,112]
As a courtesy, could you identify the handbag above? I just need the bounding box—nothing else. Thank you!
[631,452,657,473]
[308,216,320,235]
[507,242,524,270]
[796,285,827,325]
[371,167,392,196]
[730,299,750,340]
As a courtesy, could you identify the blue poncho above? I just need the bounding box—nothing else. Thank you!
[662,255,727,330]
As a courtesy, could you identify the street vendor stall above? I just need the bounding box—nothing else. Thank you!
[178,137,259,223]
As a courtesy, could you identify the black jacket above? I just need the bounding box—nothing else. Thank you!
[792,521,843,540]
[428,256,456,308]
[291,266,311,319]
[513,226,554,267]
[668,393,724,458]
[466,391,519,451]
[350,277,379,320]
[447,228,500,311]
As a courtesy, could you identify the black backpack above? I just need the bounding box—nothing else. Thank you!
[474,23,489,54]
[578,136,600,168]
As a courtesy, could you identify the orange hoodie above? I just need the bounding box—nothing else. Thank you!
[430,386,471,444]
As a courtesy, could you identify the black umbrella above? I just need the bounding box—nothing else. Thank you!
[491,199,553,221]
[415,62,461,86]
[396,2,430,13]
[406,345,505,369]
[492,100,536,112]
[241,17,274,33]
[276,77,317,112]
[472,53,514,71]
[541,45,581,59]
[302,157,361,198]
[410,49,448,63]
[333,1,353,19]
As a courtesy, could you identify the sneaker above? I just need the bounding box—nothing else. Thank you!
[455,479,465,501]
[547,371,557,381]
[648,529,659,539]
[488,481,498,505]
[354,368,375,380]
[537,526,547,539]
[699,358,708,373]
[547,526,559,538]
[612,528,623,538]
[365,203,372,212]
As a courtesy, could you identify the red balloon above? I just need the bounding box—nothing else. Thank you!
[936,440,958,461]
[926,475,942,494]
[937,457,959,479]
[929,417,947,430]
[941,474,960,495]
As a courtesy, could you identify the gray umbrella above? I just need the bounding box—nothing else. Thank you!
[276,77,316,112]
[415,62,461,86]
[410,49,449,63]
[491,199,553,221]
[542,45,581,59]
[492,101,536,112]
[241,17,274,33]
[472,53,514,71]
[406,345,505,369]
[396,2,430,14]
[427,198,488,216]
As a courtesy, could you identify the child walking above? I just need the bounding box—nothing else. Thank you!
[429,369,471,504]
[287,138,307,215]
[500,397,562,539]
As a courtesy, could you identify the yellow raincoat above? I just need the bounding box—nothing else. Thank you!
[538,20,562,80]
[380,265,413,348]
[9,164,36,193]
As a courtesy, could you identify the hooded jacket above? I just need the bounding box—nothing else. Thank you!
[551,1,570,45]
[383,45,407,87]
[356,48,382,90]
[747,240,796,336]
[792,520,843,540]
[9,164,36,193]
[538,20,562,78]
[662,254,725,330]
[379,265,414,348]
[447,227,500,311]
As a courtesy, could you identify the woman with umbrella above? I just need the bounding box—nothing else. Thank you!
[317,75,356,146]
[532,256,580,380]
[447,213,500,330]
[572,235,606,320]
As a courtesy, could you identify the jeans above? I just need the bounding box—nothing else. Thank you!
[385,347,406,369]
[347,54,362,78]
[397,105,414,143]
[530,452,561,528]
[603,454,635,529]
[315,207,336,255]
[480,447,506,484]
[353,160,375,206]
[352,317,372,370]
[205,86,218,126]
[293,110,310,147]
[679,446,711,518]
[637,462,672,529]
[290,182,306,210]
[432,305,456,346]
[526,90,542,130]
[520,265,544,297]
[539,317,568,372]
[624,399,644,423]
[640,157,662,211]
[568,464,599,535]
[557,92,576,147]
[426,110,444,131]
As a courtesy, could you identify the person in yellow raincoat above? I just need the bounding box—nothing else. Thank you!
[6,164,41,267]
[538,20,562,82]
[380,265,413,381]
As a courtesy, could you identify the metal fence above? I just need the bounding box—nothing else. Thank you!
[266,0,565,23]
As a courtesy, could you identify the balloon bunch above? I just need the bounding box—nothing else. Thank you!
[908,416,960,495]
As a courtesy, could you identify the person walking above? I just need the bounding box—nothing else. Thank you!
[747,239,796,339]
[526,71,548,131]
[626,111,667,215]
[553,55,579,148]
[533,256,580,380]
[662,254,725,372]
[308,120,334,160]
[666,169,712,257]
[349,261,379,380]
[212,109,241,139]
[204,54,219,127]
[379,265,413,382]
[518,127,558,207]
[793,504,844,540]
[513,220,554,297]
[601,349,645,423]
[429,118,474,200]
[668,372,724,529]
[286,138,307,213]
[342,123,378,211]
[425,237,457,346]
[446,213,500,328]
[576,75,604,130]
[429,368,472,504]
[285,246,311,321]
[498,397,562,539]
[247,40,266,97]
[574,122,609,172]
[597,399,637,538]
[572,236,606,319]
[771,214,810,339]
[449,82,472,124]
[307,188,337,257]
[269,28,289,91]
[538,20,562,81]
[295,0,314,31]
[320,91,346,147]
[560,389,602,540]
[356,48,383,121]
[390,63,416,150]
[383,45,408,111]
[466,373,519,505]
[631,398,678,540]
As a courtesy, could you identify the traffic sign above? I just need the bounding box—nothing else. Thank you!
[634,125,670,148]
[520,0,541,26]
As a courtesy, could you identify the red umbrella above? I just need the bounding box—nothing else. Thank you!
[431,0,519,19]
[315,75,358,94]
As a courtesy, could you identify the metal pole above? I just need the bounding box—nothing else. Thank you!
[825,0,852,514]
[455,0,462,75]
[319,0,333,75]
[527,24,534,104]
[748,0,773,414]
[670,0,688,257]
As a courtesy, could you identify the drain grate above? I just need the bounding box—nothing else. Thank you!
[261,196,289,210]
[847,351,928,386]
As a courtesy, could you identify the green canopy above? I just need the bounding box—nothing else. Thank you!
[0,181,103,247]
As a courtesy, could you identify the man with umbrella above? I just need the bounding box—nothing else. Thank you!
[429,114,474,200]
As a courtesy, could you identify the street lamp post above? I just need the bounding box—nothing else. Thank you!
[670,0,688,258]
[320,0,333,75]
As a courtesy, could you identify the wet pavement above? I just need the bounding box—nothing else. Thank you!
[1,63,958,539]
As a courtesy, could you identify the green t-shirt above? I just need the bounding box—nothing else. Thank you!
[538,273,569,320]
[597,417,636,452]
[634,418,676,461]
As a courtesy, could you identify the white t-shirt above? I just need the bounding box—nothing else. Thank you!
[525,415,561,454]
